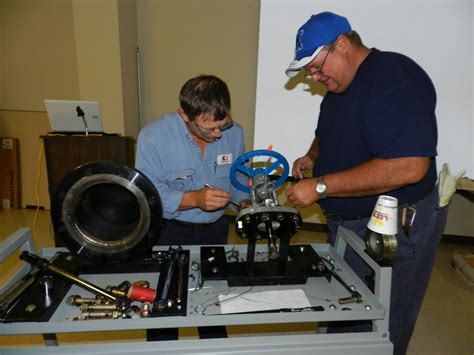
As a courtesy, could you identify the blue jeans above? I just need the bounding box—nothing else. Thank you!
[325,189,448,355]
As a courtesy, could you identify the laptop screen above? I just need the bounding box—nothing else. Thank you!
[44,99,103,134]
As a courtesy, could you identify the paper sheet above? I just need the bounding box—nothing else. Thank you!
[218,289,311,314]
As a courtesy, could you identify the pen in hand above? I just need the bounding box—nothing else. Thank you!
[204,183,240,208]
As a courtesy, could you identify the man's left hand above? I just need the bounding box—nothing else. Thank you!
[237,199,253,209]
[285,178,319,207]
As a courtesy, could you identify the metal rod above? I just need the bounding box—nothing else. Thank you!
[264,218,279,260]
[176,254,187,304]
[20,251,118,303]
[47,264,117,302]
[157,248,180,310]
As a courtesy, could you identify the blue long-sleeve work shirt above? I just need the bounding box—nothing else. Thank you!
[136,112,249,223]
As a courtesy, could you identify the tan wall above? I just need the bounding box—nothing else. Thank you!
[117,0,140,138]
[72,0,124,134]
[0,0,138,209]
[136,0,260,151]
[0,0,80,110]
[0,0,80,209]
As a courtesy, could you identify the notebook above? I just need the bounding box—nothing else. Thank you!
[44,99,103,134]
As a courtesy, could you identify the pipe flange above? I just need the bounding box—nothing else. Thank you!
[51,161,163,262]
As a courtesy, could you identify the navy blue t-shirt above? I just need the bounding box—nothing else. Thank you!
[314,49,438,217]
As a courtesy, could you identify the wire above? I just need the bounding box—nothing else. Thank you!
[194,286,254,314]
[192,246,237,270]
[32,139,44,243]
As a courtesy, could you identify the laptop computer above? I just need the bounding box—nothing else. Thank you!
[44,99,104,134]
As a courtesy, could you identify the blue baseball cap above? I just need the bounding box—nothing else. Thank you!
[286,12,351,77]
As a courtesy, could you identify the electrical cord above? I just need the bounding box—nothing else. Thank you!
[194,286,254,314]
[32,139,44,243]
[191,246,237,271]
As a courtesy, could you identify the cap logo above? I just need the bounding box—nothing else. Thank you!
[295,29,304,55]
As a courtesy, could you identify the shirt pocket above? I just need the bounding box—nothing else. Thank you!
[165,169,194,191]
[214,164,231,190]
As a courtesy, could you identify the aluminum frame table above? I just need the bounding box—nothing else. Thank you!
[0,227,393,354]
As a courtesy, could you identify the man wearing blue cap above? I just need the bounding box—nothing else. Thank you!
[284,11,448,355]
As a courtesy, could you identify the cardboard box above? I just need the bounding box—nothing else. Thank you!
[0,138,20,209]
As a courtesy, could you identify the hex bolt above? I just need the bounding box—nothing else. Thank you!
[122,305,141,319]
[292,215,302,230]
[80,310,120,320]
[66,295,98,306]
[244,215,251,224]
[317,262,326,272]
[80,303,118,312]
[338,292,363,305]
[106,286,126,297]
[141,302,151,317]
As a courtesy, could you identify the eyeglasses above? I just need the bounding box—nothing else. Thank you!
[305,43,333,79]
[191,118,233,135]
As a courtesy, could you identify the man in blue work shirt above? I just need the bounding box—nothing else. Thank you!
[136,74,249,340]
[284,12,448,355]
[136,74,249,246]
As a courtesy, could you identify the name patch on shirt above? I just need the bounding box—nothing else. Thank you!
[217,153,233,165]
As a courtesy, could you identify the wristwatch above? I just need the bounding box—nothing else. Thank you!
[315,176,327,199]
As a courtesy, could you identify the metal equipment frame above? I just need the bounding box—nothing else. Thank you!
[0,227,393,354]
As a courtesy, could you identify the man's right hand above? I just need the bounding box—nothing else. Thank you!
[195,186,230,211]
[292,154,315,179]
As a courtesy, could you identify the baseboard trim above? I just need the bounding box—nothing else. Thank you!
[441,234,474,245]
[25,205,46,210]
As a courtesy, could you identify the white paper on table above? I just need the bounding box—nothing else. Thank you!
[218,289,311,314]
